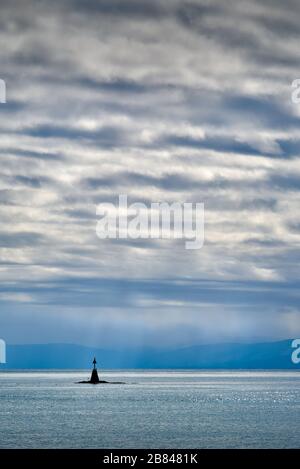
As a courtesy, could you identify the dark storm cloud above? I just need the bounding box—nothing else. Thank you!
[162,134,266,156]
[0,100,25,112]
[84,172,206,191]
[275,139,300,159]
[256,16,300,39]
[0,148,63,161]
[67,0,166,18]
[76,77,149,94]
[84,170,292,194]
[269,174,300,192]
[20,124,125,145]
[1,274,299,310]
[84,171,250,192]
[0,231,46,248]
[13,175,51,188]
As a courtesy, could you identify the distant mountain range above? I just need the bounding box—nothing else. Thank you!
[0,340,298,369]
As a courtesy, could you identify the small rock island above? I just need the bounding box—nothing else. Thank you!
[78,357,124,385]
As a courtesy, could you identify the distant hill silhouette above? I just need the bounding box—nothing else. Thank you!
[0,340,298,369]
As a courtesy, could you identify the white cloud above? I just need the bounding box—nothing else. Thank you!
[0,0,299,344]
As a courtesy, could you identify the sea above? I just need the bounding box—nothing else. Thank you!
[0,370,299,448]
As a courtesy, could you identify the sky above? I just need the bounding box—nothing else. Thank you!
[0,0,300,348]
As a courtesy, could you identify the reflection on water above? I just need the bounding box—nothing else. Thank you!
[0,370,299,448]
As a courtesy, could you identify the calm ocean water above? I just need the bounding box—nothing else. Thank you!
[0,370,299,448]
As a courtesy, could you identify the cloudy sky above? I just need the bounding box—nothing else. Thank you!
[0,0,300,348]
